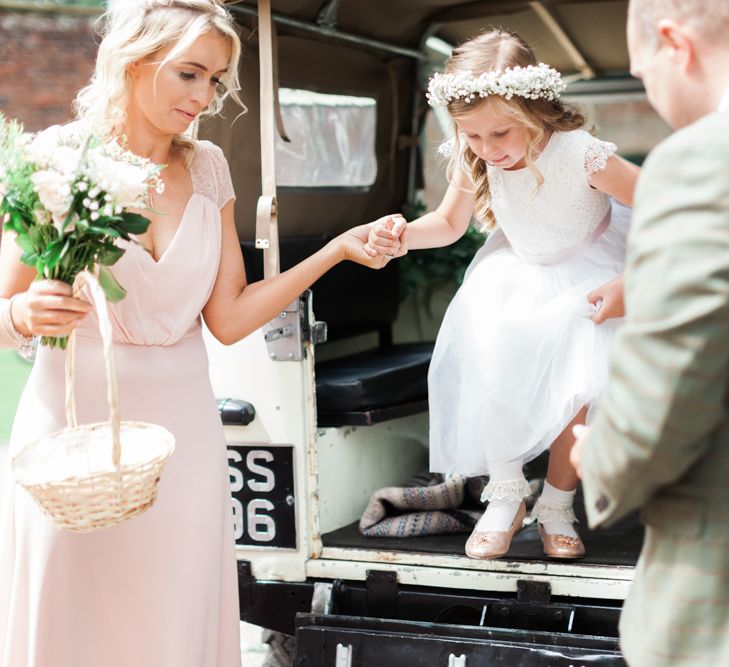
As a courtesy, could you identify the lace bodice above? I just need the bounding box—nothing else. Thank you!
[190,140,236,208]
[486,130,616,257]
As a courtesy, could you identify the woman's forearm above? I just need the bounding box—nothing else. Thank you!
[207,239,343,345]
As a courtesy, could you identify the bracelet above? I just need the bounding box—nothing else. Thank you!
[1,294,36,359]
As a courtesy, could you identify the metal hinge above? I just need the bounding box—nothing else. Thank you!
[263,289,327,361]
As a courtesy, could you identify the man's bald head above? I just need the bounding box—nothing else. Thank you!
[629,0,729,49]
[628,0,729,127]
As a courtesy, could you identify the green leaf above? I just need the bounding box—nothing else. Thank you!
[118,212,151,235]
[10,210,29,233]
[97,266,127,303]
[14,234,35,254]
[86,226,115,236]
[97,244,125,266]
[99,227,121,238]
[43,239,65,270]
[20,250,37,266]
[28,223,49,247]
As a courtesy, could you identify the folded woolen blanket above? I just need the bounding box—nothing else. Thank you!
[359,474,483,537]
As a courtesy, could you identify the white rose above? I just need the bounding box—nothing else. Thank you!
[31,169,72,220]
[87,150,149,205]
[28,124,83,173]
[28,126,63,168]
[53,146,83,176]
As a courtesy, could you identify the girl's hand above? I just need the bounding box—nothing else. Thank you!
[588,274,625,324]
[364,214,407,258]
[13,280,92,338]
[334,225,398,270]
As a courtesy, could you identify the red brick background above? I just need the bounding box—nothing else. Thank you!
[0,11,98,131]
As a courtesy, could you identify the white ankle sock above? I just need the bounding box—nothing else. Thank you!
[477,499,522,532]
[536,481,578,538]
[476,461,528,532]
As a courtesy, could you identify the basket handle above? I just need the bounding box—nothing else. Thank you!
[64,270,121,468]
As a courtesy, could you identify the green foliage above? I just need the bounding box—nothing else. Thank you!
[398,198,487,312]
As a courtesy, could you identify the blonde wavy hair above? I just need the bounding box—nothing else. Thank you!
[444,30,586,230]
[74,0,244,157]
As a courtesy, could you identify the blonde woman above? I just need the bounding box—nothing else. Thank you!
[368,30,639,561]
[0,1,390,665]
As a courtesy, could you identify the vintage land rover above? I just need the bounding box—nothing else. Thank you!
[202,1,670,664]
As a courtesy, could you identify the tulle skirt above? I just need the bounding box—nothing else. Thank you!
[429,203,630,476]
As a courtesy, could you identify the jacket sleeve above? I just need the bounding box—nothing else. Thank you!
[581,116,729,527]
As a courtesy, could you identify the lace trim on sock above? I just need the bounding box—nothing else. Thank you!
[530,498,578,524]
[480,478,532,504]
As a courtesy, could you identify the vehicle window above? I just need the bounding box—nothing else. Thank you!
[275,88,377,189]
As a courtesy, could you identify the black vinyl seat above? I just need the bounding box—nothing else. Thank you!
[241,236,434,427]
[315,342,433,426]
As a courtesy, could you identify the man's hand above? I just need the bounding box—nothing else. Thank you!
[588,274,625,324]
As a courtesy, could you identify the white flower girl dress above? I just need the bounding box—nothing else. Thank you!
[429,129,630,480]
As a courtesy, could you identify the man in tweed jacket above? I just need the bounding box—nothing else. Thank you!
[572,1,729,665]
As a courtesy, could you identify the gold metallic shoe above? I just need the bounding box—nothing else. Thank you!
[465,502,526,560]
[538,524,586,559]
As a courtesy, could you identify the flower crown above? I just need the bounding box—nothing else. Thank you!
[426,63,566,107]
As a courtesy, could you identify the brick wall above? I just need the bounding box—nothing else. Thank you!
[0,11,98,131]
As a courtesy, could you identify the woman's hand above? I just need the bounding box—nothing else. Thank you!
[588,274,625,324]
[12,280,92,338]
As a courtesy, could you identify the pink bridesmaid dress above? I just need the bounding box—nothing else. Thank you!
[0,140,242,667]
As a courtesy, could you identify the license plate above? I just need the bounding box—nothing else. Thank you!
[227,444,297,549]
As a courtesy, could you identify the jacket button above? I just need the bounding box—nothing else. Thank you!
[596,494,609,513]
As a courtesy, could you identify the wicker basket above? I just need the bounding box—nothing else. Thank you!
[11,271,175,532]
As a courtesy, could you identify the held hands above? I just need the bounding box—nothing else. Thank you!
[364,214,408,259]
[333,214,408,270]
[12,280,92,338]
[588,274,625,324]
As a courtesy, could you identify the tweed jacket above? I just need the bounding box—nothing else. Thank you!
[581,110,729,667]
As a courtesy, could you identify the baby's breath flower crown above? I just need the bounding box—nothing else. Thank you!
[427,63,566,107]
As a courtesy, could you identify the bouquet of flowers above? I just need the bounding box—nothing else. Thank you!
[0,115,164,349]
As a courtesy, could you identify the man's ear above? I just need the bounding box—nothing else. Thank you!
[656,18,695,71]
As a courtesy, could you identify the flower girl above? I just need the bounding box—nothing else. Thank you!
[368,30,639,560]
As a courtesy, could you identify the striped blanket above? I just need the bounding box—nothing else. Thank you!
[358,473,484,537]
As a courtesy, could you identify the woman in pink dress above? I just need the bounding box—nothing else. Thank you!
[0,2,390,665]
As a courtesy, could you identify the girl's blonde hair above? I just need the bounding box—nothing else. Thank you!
[74,0,245,156]
[444,30,585,230]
